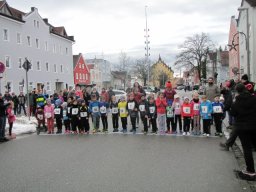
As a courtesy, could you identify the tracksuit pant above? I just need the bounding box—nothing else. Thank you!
[213,113,223,133]
[79,118,90,132]
[166,117,175,132]
[141,115,148,132]
[175,114,182,132]
[203,119,211,134]
[112,114,119,129]
[121,117,127,130]
[183,117,191,132]
[101,115,108,131]
[56,118,62,133]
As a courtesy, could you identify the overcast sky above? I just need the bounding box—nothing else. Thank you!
[8,0,241,69]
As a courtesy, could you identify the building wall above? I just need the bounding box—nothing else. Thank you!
[0,8,74,94]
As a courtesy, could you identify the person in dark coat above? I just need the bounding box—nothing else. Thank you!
[11,92,19,115]
[230,83,256,180]
[0,94,11,142]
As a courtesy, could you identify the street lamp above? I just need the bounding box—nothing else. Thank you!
[238,7,250,80]
[144,5,150,85]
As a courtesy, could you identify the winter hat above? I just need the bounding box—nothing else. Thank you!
[55,99,62,107]
[184,96,189,101]
[241,74,249,81]
[174,94,180,99]
[235,83,247,94]
[165,81,172,88]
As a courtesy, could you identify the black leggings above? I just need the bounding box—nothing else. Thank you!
[9,122,13,136]
[121,117,127,130]
[130,116,137,131]
[141,115,148,132]
[183,117,191,132]
[166,117,175,132]
[203,119,211,134]
[112,114,119,129]
[101,115,108,131]
[150,118,157,133]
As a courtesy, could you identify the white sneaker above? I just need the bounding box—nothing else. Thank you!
[203,133,207,136]
[187,132,190,136]
[183,132,186,136]
[206,134,210,137]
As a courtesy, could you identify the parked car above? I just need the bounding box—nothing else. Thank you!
[112,89,127,101]
[176,85,186,90]
[142,86,155,98]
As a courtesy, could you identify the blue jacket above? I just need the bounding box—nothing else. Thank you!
[200,100,213,119]
[99,102,109,115]
[212,101,224,114]
[89,101,100,116]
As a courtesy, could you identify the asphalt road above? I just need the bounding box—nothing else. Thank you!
[0,134,246,192]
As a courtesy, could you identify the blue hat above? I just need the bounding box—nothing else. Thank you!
[55,99,62,106]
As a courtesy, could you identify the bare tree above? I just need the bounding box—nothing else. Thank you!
[175,33,215,80]
[119,51,131,71]
[134,59,148,86]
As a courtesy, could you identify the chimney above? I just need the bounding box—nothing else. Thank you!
[43,18,48,23]
[31,7,38,12]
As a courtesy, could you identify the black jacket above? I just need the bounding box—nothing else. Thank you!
[220,88,233,111]
[0,99,10,117]
[230,92,256,130]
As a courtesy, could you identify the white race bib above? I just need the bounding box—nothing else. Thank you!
[175,103,180,109]
[213,106,222,113]
[63,110,67,117]
[111,108,118,114]
[167,110,174,117]
[100,106,107,113]
[37,114,44,120]
[128,102,135,110]
[80,112,87,117]
[202,106,208,113]
[92,106,99,113]
[45,112,52,118]
[54,108,61,115]
[139,105,145,112]
[72,108,78,115]
[120,108,126,114]
[149,107,155,114]
[183,107,191,114]
[193,104,199,111]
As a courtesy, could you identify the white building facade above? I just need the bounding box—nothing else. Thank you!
[237,0,256,82]
[0,1,74,94]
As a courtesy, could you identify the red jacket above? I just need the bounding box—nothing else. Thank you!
[181,102,192,117]
[155,98,167,114]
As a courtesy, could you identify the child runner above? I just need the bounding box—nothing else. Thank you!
[79,100,90,134]
[89,94,101,133]
[110,96,119,132]
[62,102,71,134]
[54,99,63,134]
[44,99,55,134]
[200,95,213,137]
[181,97,192,135]
[172,95,183,134]
[166,100,175,134]
[127,93,139,134]
[191,92,201,135]
[147,96,157,134]
[99,96,109,132]
[70,99,80,134]
[66,97,73,132]
[7,101,16,136]
[139,94,148,134]
[35,106,46,133]
[212,95,224,137]
[156,92,167,135]
[118,96,128,133]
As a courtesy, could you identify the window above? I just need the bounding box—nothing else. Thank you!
[83,74,85,80]
[54,64,57,73]
[86,74,88,80]
[37,61,41,71]
[5,56,10,68]
[36,38,39,49]
[46,82,51,91]
[18,58,22,69]
[53,44,56,53]
[17,33,21,44]
[3,29,8,41]
[59,46,62,54]
[27,36,31,46]
[79,73,82,79]
[79,64,81,69]
[29,82,34,91]
[34,20,36,27]
[76,73,78,80]
[45,41,48,51]
[82,64,84,69]
[65,47,68,55]
[37,21,39,28]
[6,81,12,92]
[46,62,49,72]
[60,65,63,73]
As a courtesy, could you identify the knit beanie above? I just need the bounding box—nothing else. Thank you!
[165,81,172,88]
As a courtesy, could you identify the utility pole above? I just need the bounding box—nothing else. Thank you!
[23,58,32,120]
[144,5,150,85]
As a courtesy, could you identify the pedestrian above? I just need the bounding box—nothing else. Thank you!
[191,92,201,135]
[70,99,80,134]
[54,99,63,134]
[89,94,101,133]
[241,74,255,95]
[230,83,256,181]
[79,100,90,134]
[18,92,26,115]
[172,95,183,134]
[118,96,128,133]
[181,97,192,135]
[166,100,175,134]
[110,95,119,132]
[91,88,100,100]
[127,93,139,134]
[212,95,224,137]
[44,99,55,134]
[204,77,220,102]
[156,92,167,135]
[200,95,213,137]
[35,106,46,133]
[100,88,109,104]
[6,101,16,137]
[139,94,148,134]
[0,94,10,142]
[99,95,109,132]
[147,96,157,134]
[11,92,19,115]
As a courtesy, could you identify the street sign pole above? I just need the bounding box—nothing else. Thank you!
[23,58,31,121]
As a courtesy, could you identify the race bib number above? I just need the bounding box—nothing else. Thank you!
[175,103,180,109]
[111,108,118,114]
[45,112,52,118]
[63,110,67,117]
[193,104,199,111]
[128,102,135,110]
[139,105,145,112]
[67,107,71,113]
[54,108,61,115]
[80,112,87,117]
[183,107,191,114]
[37,114,44,120]
[213,106,222,113]
[92,106,99,113]
[202,106,208,113]
[167,110,174,117]
[72,108,78,115]
[149,107,155,114]
[100,106,107,113]
[120,108,126,114]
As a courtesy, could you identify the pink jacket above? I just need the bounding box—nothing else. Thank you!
[172,100,183,115]
[44,104,55,119]
[7,108,16,123]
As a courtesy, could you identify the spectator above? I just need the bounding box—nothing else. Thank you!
[0,93,11,142]
[18,92,26,116]
[108,87,115,103]
[204,77,220,102]
[11,92,19,115]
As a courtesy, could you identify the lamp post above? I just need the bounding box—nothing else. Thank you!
[238,7,250,80]
[144,5,150,85]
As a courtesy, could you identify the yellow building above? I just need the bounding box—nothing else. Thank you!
[151,55,174,87]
